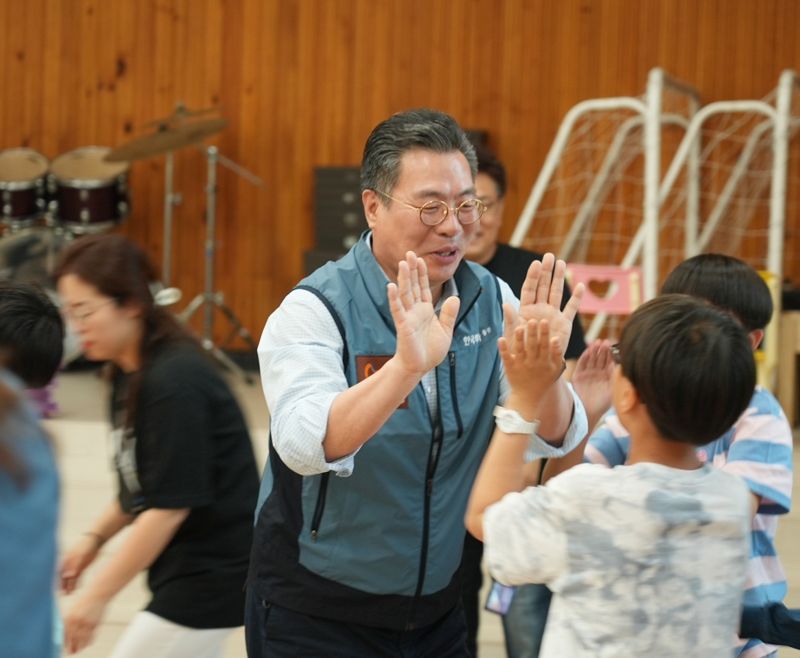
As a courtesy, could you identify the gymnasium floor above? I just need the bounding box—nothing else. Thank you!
[50,369,800,658]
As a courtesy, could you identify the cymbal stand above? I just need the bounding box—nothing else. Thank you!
[179,146,261,384]
[161,150,181,287]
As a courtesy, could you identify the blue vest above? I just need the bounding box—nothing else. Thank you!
[250,235,504,630]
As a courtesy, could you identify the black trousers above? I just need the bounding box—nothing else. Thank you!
[459,532,484,657]
[740,602,800,649]
[245,585,470,658]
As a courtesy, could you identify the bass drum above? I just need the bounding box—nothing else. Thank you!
[49,146,130,234]
[0,148,49,228]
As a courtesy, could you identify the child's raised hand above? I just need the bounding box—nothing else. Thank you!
[517,253,584,359]
[499,303,565,404]
[572,340,615,426]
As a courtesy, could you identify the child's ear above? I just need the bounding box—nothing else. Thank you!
[748,329,764,351]
[616,374,639,414]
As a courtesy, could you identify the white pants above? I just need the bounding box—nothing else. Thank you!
[109,611,234,658]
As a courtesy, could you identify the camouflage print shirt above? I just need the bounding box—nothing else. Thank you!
[484,462,751,658]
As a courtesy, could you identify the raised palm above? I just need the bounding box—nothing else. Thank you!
[499,309,565,403]
[572,340,615,423]
[516,253,583,357]
[387,252,460,375]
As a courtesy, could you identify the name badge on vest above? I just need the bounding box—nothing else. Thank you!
[356,355,409,409]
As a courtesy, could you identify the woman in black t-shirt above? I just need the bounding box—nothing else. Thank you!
[55,234,259,658]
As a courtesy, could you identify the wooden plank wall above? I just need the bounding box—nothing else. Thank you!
[1,0,799,344]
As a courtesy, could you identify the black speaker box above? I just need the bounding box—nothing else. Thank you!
[314,167,367,252]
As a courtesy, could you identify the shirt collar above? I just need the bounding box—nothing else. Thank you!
[366,231,460,307]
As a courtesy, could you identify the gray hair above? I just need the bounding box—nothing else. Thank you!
[360,108,478,196]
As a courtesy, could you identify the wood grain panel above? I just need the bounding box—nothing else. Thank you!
[1,0,799,346]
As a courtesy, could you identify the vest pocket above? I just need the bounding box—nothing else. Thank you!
[310,472,330,541]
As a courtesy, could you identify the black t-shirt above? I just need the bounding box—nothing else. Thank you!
[111,342,259,628]
[483,243,587,360]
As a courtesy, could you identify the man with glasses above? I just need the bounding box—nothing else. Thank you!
[246,108,587,657]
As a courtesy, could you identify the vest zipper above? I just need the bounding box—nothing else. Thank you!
[310,472,330,541]
[406,399,445,630]
[448,351,464,438]
[405,282,486,627]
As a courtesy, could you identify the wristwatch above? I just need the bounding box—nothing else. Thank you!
[493,405,540,436]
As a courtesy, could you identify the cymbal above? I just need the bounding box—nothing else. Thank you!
[142,104,219,130]
[104,117,228,162]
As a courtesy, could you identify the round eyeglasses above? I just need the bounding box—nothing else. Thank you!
[62,299,116,325]
[376,190,487,227]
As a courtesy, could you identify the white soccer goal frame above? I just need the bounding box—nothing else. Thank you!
[510,68,701,302]
[510,67,800,342]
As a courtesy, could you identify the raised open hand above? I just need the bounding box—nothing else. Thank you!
[517,253,584,358]
[572,340,615,426]
[387,251,460,375]
[499,304,565,408]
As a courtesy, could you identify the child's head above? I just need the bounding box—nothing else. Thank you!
[0,282,64,388]
[615,294,755,446]
[660,253,772,334]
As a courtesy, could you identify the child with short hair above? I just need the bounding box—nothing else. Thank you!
[581,254,793,657]
[0,281,65,417]
[0,282,64,389]
[466,293,755,658]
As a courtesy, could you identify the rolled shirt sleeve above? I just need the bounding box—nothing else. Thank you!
[259,289,358,476]
[526,384,587,460]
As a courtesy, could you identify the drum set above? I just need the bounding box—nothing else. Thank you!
[1,105,263,381]
[0,145,130,285]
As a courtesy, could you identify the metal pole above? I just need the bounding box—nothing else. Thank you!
[768,70,795,284]
[643,69,663,301]
[204,146,218,344]
[685,95,701,258]
[162,151,175,286]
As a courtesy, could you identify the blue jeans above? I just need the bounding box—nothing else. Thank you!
[501,584,552,658]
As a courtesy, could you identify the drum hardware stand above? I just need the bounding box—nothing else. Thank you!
[179,146,264,384]
[45,224,72,276]
[161,150,182,287]
[106,101,226,288]
[159,102,187,288]
[104,104,262,381]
